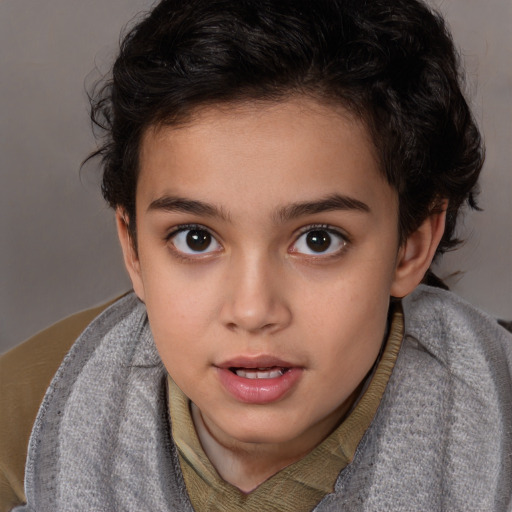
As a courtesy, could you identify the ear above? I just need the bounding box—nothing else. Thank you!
[115,208,145,302]
[390,203,447,298]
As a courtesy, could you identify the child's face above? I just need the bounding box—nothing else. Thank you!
[121,98,407,452]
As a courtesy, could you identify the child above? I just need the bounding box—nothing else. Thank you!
[1,0,511,510]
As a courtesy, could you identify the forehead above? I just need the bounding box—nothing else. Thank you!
[136,98,395,217]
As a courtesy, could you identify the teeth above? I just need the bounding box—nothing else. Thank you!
[234,367,285,379]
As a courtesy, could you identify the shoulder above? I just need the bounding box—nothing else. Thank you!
[400,285,512,442]
[402,284,512,361]
[0,298,121,511]
[324,287,512,510]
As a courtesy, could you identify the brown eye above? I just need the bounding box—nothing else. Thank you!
[306,230,332,252]
[186,229,212,252]
[171,227,221,255]
[291,227,347,256]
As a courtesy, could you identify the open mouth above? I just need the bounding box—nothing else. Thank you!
[218,363,302,403]
[229,367,290,379]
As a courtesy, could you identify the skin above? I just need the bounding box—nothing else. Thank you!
[117,97,446,492]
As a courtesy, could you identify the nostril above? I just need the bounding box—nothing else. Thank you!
[261,322,278,333]
[224,320,278,334]
[225,322,238,331]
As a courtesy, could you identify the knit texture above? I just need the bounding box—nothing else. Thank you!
[13,286,512,511]
[13,295,193,512]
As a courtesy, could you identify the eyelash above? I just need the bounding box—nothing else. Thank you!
[165,223,211,241]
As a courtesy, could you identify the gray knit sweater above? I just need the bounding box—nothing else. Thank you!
[13,286,512,511]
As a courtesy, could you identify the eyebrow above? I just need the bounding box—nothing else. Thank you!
[147,195,231,221]
[275,193,370,223]
[147,192,370,223]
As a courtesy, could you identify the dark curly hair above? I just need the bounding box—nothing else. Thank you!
[89,0,483,259]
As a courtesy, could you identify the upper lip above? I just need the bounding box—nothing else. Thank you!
[216,355,298,369]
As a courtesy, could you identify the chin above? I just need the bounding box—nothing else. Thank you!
[220,416,304,446]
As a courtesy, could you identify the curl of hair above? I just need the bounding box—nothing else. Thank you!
[89,0,484,256]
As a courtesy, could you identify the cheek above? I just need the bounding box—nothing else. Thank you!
[295,262,393,363]
[139,244,216,320]
[146,292,211,339]
[146,303,207,384]
[298,258,393,317]
[142,272,220,366]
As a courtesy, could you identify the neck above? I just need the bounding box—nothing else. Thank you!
[190,391,358,493]
[190,404,308,492]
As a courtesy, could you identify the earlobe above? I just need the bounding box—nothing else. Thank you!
[115,209,145,302]
[390,203,447,298]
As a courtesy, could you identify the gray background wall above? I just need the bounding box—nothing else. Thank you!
[1,0,511,353]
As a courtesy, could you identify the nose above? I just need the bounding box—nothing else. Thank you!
[220,253,292,334]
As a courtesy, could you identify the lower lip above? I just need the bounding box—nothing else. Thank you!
[216,367,303,404]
